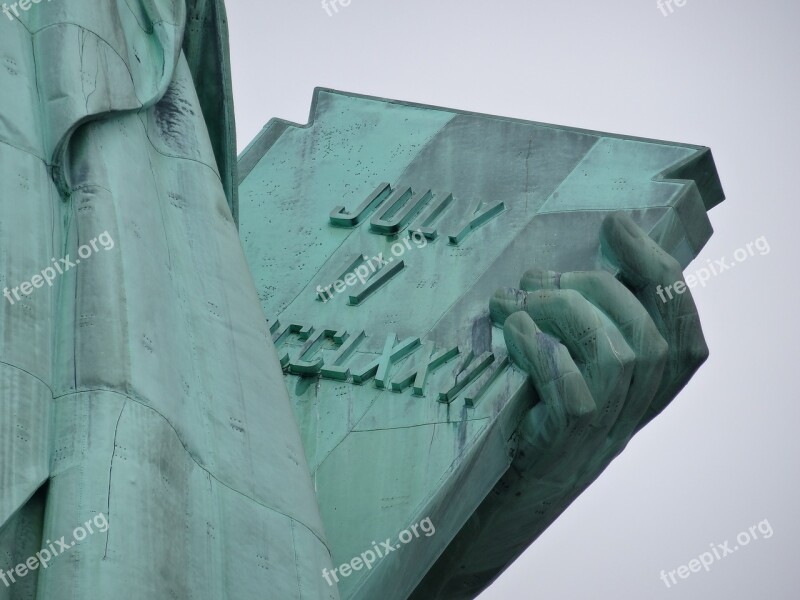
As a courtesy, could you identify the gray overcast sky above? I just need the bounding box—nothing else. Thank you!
[226,1,799,597]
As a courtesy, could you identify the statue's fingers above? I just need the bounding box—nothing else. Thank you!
[519,269,560,292]
[600,212,709,429]
[490,270,570,326]
[522,289,636,452]
[503,311,595,479]
[490,287,529,326]
[559,271,668,448]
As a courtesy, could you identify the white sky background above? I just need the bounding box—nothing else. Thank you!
[226,1,799,597]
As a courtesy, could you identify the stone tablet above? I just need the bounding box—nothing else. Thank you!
[238,88,724,599]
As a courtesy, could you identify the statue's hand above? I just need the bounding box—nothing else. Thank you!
[490,211,709,498]
[409,212,712,598]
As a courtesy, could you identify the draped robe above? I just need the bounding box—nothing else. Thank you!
[0,1,336,597]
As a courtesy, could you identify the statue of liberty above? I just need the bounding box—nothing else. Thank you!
[0,1,720,598]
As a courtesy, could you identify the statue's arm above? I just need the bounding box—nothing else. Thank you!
[411,212,709,598]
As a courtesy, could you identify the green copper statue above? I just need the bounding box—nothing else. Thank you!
[0,2,723,599]
[238,89,722,599]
